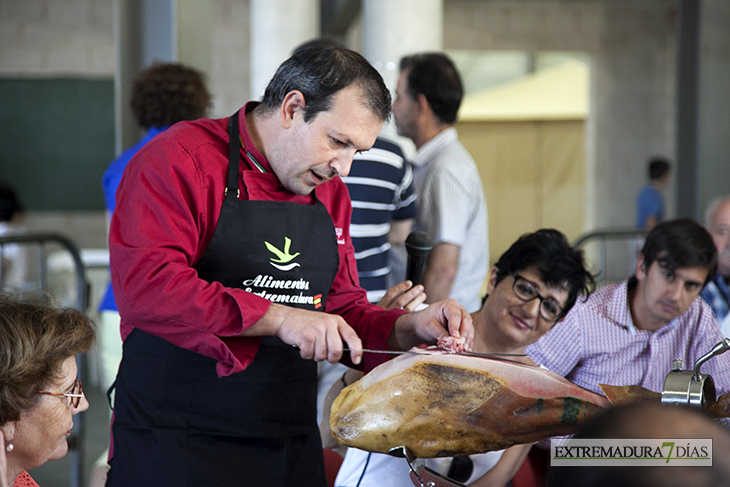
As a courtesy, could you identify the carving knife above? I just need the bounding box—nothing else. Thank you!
[349,348,528,358]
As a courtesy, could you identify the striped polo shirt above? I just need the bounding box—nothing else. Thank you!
[343,137,417,303]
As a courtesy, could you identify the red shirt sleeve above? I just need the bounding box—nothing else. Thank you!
[110,119,272,377]
[318,179,407,371]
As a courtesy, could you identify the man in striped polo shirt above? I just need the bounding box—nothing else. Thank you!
[343,136,418,305]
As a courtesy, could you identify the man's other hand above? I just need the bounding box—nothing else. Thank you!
[377,281,426,312]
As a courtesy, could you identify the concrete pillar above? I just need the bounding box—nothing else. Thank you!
[362,0,443,92]
[675,0,701,220]
[362,0,443,145]
[696,0,730,217]
[249,0,320,100]
[114,0,143,155]
[114,0,211,155]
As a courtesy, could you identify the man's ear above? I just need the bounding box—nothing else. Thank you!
[280,90,306,129]
[635,254,647,280]
[415,93,431,115]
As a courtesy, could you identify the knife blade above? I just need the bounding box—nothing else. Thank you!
[350,348,528,358]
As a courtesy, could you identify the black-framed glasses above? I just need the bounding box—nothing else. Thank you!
[512,274,564,322]
[38,379,84,408]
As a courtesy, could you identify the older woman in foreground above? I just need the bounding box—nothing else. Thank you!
[0,295,94,487]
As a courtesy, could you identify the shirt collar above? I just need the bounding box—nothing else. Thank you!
[239,102,273,173]
[411,127,457,167]
[613,277,679,335]
[610,279,639,334]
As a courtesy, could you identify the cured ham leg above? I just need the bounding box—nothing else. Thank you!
[330,348,610,458]
[599,384,662,406]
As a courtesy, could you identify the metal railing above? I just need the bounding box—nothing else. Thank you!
[0,233,88,487]
[574,228,649,287]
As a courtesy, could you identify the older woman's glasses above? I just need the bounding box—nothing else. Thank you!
[512,274,564,322]
[38,380,84,408]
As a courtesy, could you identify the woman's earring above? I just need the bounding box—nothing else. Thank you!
[6,443,13,452]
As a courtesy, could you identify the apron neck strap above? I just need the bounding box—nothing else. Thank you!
[226,111,242,200]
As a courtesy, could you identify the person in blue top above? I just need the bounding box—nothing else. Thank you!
[92,61,209,486]
[635,157,671,230]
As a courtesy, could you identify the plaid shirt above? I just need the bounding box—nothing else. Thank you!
[700,272,730,321]
[527,280,730,400]
[409,128,489,312]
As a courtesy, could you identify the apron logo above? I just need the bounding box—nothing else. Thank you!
[335,227,345,245]
[265,237,301,271]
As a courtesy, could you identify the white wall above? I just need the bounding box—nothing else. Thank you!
[0,0,250,248]
[0,0,249,115]
[445,0,679,230]
[1,0,727,242]
[0,0,114,76]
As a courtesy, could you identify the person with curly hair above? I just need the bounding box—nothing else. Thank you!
[0,294,95,487]
[98,62,210,390]
[92,62,210,486]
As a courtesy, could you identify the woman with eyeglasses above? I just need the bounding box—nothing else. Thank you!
[333,229,597,487]
[0,295,94,487]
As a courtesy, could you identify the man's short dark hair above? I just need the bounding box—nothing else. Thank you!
[493,229,596,318]
[260,45,391,123]
[399,53,463,125]
[648,157,670,181]
[131,62,210,129]
[641,218,717,284]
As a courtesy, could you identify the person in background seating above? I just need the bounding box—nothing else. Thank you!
[701,195,730,326]
[332,229,595,487]
[528,220,730,430]
[0,294,95,487]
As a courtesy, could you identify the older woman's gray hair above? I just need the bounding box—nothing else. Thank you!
[0,295,95,425]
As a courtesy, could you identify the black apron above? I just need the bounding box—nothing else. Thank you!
[107,112,340,487]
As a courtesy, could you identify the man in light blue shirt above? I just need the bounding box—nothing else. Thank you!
[391,53,489,313]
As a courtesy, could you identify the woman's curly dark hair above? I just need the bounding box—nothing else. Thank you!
[131,62,211,129]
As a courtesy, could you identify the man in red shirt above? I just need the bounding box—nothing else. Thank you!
[106,45,472,486]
